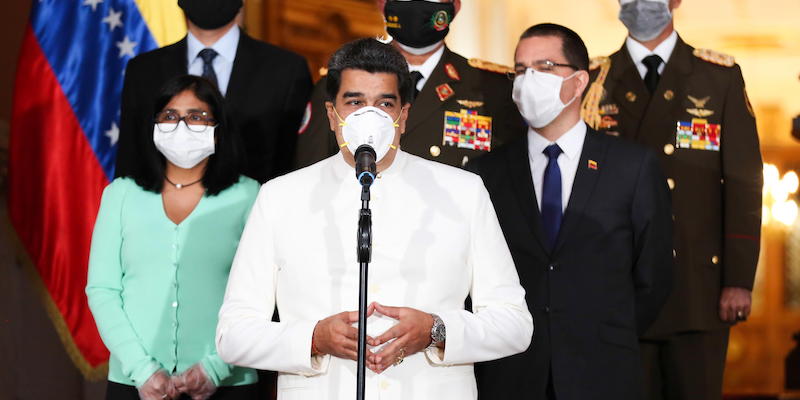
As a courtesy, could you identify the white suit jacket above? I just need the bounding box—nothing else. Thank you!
[216,150,533,400]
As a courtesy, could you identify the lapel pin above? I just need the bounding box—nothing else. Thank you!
[588,160,598,170]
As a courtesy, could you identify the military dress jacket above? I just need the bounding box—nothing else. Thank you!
[293,46,527,169]
[582,36,762,336]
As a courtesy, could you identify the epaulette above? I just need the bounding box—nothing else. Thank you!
[319,67,328,77]
[468,58,513,75]
[581,55,612,130]
[589,56,610,71]
[693,48,735,67]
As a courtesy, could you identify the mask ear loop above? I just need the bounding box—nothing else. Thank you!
[562,71,582,108]
[389,111,404,150]
[333,107,351,149]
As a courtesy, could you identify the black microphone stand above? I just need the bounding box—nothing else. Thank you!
[356,182,372,400]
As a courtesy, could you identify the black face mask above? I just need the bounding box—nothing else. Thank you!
[179,0,243,30]
[384,1,456,49]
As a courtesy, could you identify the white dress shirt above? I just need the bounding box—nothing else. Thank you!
[187,25,240,96]
[408,45,444,92]
[217,150,533,400]
[625,30,677,79]
[528,121,587,212]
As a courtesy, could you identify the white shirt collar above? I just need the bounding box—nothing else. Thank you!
[528,120,587,162]
[187,25,240,66]
[625,30,678,78]
[407,46,445,90]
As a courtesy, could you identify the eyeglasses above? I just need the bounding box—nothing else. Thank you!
[154,110,217,133]
[507,60,579,80]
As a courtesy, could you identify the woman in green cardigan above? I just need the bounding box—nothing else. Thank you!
[87,75,259,400]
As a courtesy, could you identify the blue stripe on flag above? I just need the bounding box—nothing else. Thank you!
[30,0,159,180]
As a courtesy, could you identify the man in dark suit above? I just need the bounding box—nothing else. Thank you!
[468,23,673,400]
[115,0,312,183]
[581,1,763,399]
[293,0,526,169]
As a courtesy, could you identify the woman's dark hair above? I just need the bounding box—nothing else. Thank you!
[326,38,413,105]
[129,75,243,196]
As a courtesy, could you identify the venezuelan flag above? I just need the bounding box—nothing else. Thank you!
[8,0,185,379]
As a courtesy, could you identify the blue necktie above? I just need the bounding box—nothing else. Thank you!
[541,144,563,249]
[198,48,219,89]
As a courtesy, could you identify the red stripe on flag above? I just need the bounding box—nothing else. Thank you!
[8,26,110,368]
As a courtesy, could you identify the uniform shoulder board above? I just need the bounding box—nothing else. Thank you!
[693,48,735,67]
[589,56,610,71]
[319,67,328,77]
[468,58,513,75]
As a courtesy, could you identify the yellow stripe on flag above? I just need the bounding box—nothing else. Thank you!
[134,0,186,47]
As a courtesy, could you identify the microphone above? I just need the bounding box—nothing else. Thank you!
[354,145,377,187]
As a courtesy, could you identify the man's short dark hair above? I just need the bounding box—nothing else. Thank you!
[519,23,589,71]
[125,75,244,196]
[326,38,413,105]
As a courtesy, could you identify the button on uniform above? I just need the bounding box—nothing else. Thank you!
[711,255,719,265]
[430,145,441,157]
[667,178,676,190]
[663,143,675,155]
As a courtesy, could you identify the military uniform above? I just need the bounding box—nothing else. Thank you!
[582,36,762,400]
[293,47,527,169]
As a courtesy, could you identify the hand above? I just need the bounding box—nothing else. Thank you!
[173,364,216,400]
[719,287,752,323]
[138,370,177,400]
[313,305,375,360]
[367,303,434,374]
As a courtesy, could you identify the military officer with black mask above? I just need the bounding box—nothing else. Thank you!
[294,0,527,169]
[581,1,763,399]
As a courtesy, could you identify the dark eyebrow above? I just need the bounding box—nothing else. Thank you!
[342,91,364,98]
[380,94,398,101]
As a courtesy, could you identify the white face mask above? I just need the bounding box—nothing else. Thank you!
[153,121,216,169]
[512,68,578,129]
[335,106,400,162]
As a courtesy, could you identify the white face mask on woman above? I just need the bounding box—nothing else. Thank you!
[153,121,216,169]
[335,106,400,162]
[512,68,578,129]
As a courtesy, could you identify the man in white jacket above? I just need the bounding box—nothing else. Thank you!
[216,38,533,400]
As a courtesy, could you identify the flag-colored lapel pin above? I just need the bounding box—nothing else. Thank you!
[588,160,598,170]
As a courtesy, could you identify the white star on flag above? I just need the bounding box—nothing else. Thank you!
[83,0,103,12]
[102,8,123,31]
[116,36,137,58]
[105,122,119,145]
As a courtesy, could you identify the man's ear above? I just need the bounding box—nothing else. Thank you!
[398,103,411,135]
[574,70,590,99]
[325,101,338,133]
[454,0,461,15]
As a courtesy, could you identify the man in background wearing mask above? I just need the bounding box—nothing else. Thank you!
[468,23,673,400]
[216,38,532,400]
[115,0,312,184]
[581,1,762,399]
[294,0,526,170]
